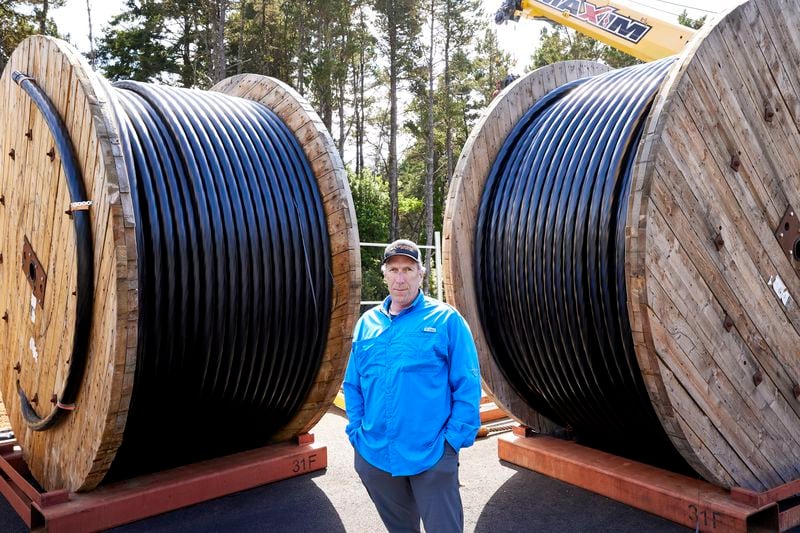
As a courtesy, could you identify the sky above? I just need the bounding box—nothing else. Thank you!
[48,0,745,175]
[52,0,743,73]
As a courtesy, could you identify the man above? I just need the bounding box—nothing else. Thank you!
[343,239,481,533]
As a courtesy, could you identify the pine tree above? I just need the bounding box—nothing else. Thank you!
[0,3,35,70]
[96,0,213,86]
[528,24,638,70]
[473,27,512,107]
[438,0,480,195]
[373,0,422,240]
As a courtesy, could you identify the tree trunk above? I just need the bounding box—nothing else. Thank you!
[336,23,350,158]
[181,13,194,87]
[296,7,306,94]
[388,2,399,240]
[359,53,365,179]
[39,0,49,34]
[351,61,362,180]
[357,8,366,180]
[337,73,346,157]
[488,30,496,102]
[443,0,454,196]
[86,0,95,66]
[237,0,244,74]
[261,0,267,71]
[424,0,435,288]
[211,0,228,83]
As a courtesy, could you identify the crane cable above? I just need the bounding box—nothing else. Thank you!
[475,58,685,461]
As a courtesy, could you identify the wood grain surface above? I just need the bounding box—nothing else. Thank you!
[0,35,136,491]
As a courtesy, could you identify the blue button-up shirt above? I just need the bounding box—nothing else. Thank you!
[343,290,481,476]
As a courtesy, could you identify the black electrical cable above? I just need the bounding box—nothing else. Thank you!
[11,71,94,431]
[102,82,332,479]
[476,58,692,467]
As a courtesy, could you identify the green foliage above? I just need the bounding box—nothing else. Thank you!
[528,25,638,70]
[96,1,176,83]
[350,168,390,244]
[34,0,65,34]
[0,0,64,70]
[678,10,706,30]
[349,168,390,303]
[602,45,640,69]
[0,2,35,69]
[372,0,423,74]
[226,1,293,82]
[96,0,211,86]
[304,0,357,130]
[473,27,513,108]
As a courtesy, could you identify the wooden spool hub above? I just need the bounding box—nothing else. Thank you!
[0,36,360,492]
[445,0,800,492]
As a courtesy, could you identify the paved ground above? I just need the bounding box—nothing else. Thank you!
[0,407,690,532]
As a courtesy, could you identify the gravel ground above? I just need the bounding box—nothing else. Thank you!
[0,405,692,532]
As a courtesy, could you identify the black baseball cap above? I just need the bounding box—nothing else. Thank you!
[382,239,421,264]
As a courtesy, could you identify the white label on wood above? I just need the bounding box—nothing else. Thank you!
[30,294,36,323]
[768,275,791,307]
[29,337,38,362]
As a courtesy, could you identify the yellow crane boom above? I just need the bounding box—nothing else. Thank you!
[495,0,697,62]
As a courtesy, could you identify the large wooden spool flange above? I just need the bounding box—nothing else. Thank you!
[628,0,800,491]
[0,36,360,492]
[445,0,800,492]
[0,35,137,492]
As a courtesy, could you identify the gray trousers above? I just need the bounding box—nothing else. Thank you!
[354,443,463,533]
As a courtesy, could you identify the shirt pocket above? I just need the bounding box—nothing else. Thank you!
[401,332,447,373]
[353,338,387,378]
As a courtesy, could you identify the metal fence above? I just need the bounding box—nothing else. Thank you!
[359,231,442,306]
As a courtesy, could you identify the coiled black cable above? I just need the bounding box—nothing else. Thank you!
[476,58,690,467]
[104,82,332,479]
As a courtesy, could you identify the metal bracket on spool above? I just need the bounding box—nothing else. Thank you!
[764,103,776,123]
[22,236,46,307]
[774,205,800,272]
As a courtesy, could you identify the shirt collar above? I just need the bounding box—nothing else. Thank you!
[381,289,424,318]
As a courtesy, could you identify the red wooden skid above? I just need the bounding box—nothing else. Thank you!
[498,429,786,532]
[479,403,508,424]
[780,503,800,532]
[731,479,800,508]
[0,435,326,532]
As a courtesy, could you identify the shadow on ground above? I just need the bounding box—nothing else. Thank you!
[474,462,689,533]
[110,470,345,533]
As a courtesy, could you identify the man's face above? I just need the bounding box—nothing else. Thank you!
[383,255,423,311]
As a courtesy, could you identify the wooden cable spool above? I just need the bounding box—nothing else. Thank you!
[0,35,360,492]
[444,0,800,491]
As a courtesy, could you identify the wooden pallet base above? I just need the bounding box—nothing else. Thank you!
[499,427,800,532]
[479,399,507,424]
[0,434,326,532]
